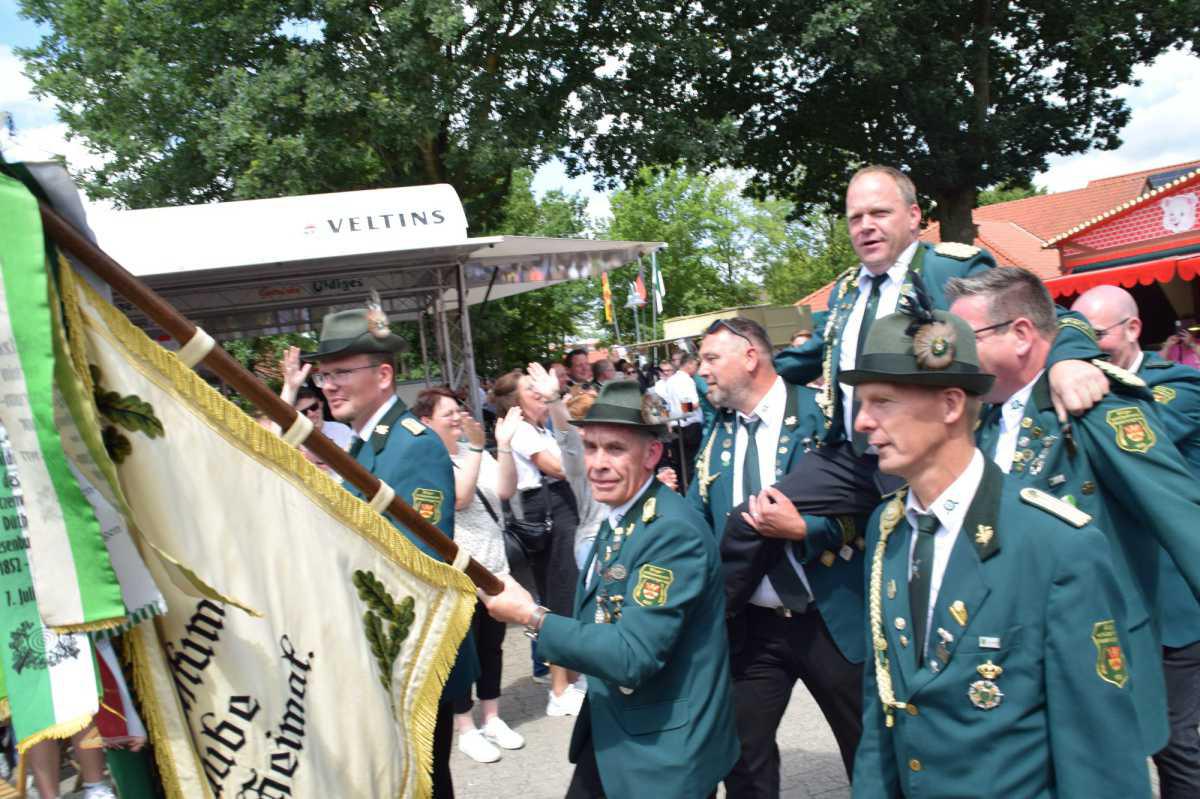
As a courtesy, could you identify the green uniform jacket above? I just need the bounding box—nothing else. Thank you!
[774,242,1101,443]
[348,398,480,701]
[538,481,739,798]
[685,381,866,663]
[976,369,1200,753]
[854,460,1150,799]
[1138,353,1200,648]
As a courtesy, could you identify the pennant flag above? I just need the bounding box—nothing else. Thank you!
[633,260,648,304]
[601,271,614,323]
[625,281,645,309]
[63,264,476,798]
[0,419,100,752]
[0,171,125,632]
[653,258,666,315]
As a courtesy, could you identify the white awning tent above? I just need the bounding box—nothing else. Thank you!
[87,184,664,412]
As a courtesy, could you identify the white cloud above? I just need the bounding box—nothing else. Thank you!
[531,158,613,223]
[1038,49,1200,192]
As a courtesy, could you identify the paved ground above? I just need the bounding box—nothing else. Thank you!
[451,624,851,799]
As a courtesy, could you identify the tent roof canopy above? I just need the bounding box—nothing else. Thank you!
[89,184,663,339]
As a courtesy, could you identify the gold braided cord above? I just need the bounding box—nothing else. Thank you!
[696,424,720,503]
[816,267,858,424]
[869,492,909,728]
[66,267,476,799]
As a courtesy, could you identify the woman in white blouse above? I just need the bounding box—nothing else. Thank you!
[417,387,526,764]
[491,369,585,718]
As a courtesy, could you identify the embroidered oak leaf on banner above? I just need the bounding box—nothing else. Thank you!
[353,570,416,716]
[90,365,164,463]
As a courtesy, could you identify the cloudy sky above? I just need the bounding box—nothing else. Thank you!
[2,0,1198,221]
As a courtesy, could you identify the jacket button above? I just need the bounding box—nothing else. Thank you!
[909,758,922,772]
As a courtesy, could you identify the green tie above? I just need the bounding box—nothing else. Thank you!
[851,273,889,455]
[349,436,365,458]
[910,513,939,666]
[741,417,762,499]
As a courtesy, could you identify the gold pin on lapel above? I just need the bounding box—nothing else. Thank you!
[887,579,897,599]
[975,525,994,546]
[977,660,1004,680]
[784,415,797,426]
[949,600,968,627]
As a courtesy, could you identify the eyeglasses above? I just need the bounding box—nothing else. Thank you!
[296,402,323,416]
[312,364,378,388]
[705,318,754,348]
[1092,317,1131,339]
[972,319,1014,340]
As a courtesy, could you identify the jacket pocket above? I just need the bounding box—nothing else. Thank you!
[614,698,690,736]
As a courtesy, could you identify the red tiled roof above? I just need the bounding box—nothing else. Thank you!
[794,159,1200,311]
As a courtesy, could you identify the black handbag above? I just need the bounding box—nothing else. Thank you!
[475,486,540,593]
[501,482,553,554]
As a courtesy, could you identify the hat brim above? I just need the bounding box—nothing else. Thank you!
[300,332,409,362]
[840,366,995,395]
[569,417,668,436]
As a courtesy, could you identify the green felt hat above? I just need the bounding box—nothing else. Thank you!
[570,380,668,435]
[840,309,995,395]
[301,307,409,362]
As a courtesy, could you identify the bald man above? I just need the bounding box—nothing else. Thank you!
[1073,286,1200,798]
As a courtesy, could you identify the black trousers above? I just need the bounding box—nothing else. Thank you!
[721,443,892,611]
[1154,640,1200,798]
[565,730,719,799]
[724,605,863,798]
[523,482,581,618]
[433,700,454,798]
[452,600,507,713]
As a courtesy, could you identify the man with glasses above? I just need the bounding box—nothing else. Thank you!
[948,267,1200,761]
[302,307,478,799]
[1072,285,1200,798]
[278,346,356,450]
[689,316,869,795]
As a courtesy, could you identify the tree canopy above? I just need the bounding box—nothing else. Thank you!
[572,0,1200,242]
[17,0,601,230]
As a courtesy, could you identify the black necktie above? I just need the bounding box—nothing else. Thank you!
[741,417,762,500]
[851,273,889,455]
[350,436,365,458]
[910,512,939,666]
[977,404,1003,461]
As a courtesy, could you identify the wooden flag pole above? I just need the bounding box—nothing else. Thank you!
[38,202,504,595]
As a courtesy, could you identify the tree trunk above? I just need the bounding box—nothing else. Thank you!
[933,187,979,244]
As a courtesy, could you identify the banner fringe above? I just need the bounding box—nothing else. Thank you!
[16,711,94,754]
[124,626,193,799]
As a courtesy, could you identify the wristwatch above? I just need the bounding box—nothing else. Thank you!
[524,605,551,640]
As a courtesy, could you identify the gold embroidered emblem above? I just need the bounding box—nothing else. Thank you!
[949,600,968,627]
[1153,385,1177,404]
[1106,406,1156,453]
[975,525,994,546]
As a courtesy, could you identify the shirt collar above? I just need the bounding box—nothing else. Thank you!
[1129,351,1145,375]
[738,376,787,429]
[607,475,657,530]
[1000,370,1044,432]
[856,240,918,287]
[905,449,986,536]
[354,395,399,441]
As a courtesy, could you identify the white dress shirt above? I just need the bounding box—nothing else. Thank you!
[905,449,985,658]
[992,371,1043,473]
[352,395,399,445]
[588,475,656,587]
[838,241,919,440]
[737,377,815,608]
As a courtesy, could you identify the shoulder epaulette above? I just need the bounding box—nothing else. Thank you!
[1019,487,1091,528]
[1094,359,1147,389]
[1143,360,1172,370]
[933,241,981,260]
[400,417,426,436]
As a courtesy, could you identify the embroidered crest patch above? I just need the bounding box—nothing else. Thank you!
[1106,407,1156,453]
[1153,385,1177,404]
[1092,620,1129,688]
[412,487,444,524]
[631,564,674,607]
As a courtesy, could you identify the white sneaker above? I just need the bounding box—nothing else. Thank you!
[546,685,585,717]
[457,729,501,763]
[482,716,525,750]
[80,783,118,799]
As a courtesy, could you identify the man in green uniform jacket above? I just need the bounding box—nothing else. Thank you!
[1073,284,1200,797]
[482,380,739,798]
[685,316,867,789]
[949,268,1200,756]
[845,306,1149,799]
[303,307,478,798]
